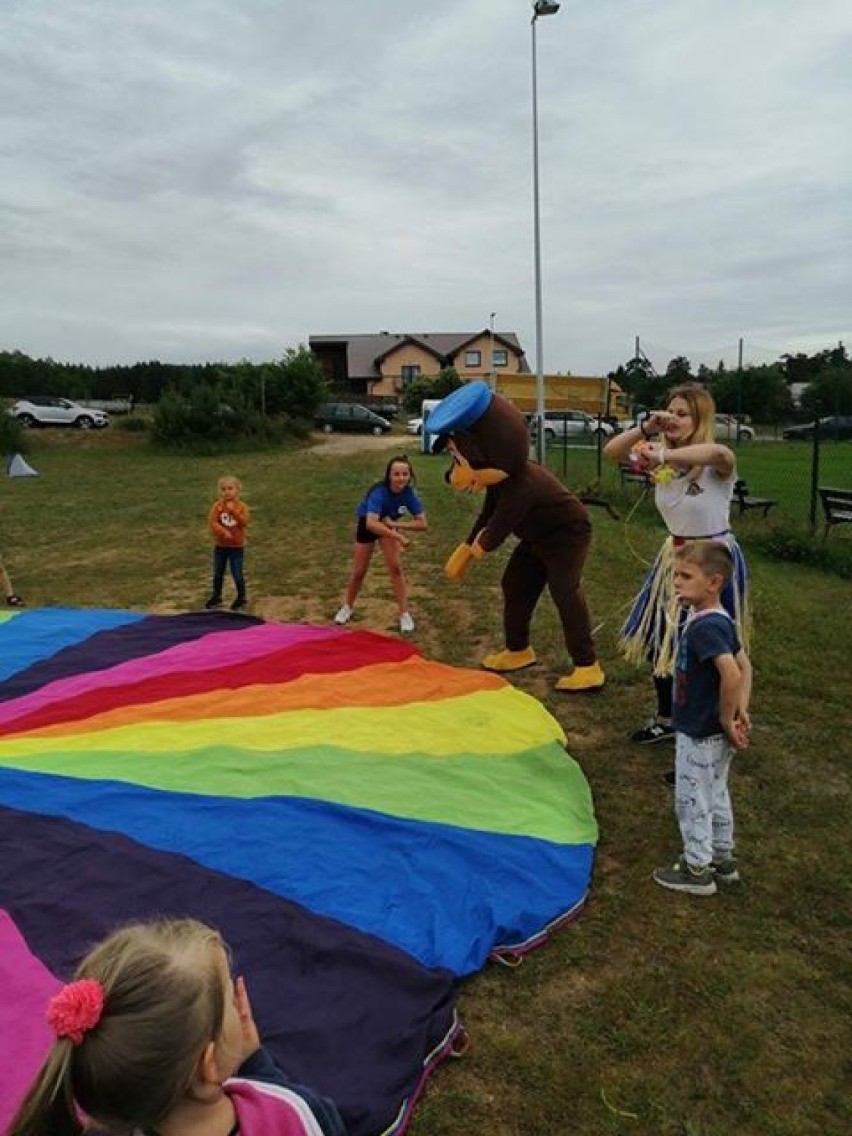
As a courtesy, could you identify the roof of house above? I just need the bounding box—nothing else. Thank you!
[309,332,529,377]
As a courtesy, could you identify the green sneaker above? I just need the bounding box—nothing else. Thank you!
[653,856,717,897]
[712,858,740,883]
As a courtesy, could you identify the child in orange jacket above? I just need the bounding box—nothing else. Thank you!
[205,475,250,611]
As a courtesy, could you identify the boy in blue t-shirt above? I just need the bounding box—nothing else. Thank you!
[653,540,752,897]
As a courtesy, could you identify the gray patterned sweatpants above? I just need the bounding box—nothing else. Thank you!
[674,732,735,870]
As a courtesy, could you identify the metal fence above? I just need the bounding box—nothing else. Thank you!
[541,416,852,539]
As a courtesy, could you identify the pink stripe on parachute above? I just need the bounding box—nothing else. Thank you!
[0,622,340,728]
[0,910,62,1132]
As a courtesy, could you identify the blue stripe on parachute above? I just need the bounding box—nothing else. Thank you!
[0,768,593,976]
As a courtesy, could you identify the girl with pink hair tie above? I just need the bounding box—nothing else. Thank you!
[10,917,345,1136]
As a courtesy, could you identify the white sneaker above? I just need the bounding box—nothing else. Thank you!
[399,612,415,634]
[334,604,352,625]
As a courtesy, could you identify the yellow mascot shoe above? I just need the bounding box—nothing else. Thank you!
[481,647,537,673]
[555,662,606,692]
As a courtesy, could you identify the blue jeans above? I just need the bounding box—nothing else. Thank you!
[212,546,246,600]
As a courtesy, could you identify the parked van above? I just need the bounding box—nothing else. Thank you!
[420,399,443,454]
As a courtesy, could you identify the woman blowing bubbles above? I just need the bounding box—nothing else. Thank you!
[604,384,750,745]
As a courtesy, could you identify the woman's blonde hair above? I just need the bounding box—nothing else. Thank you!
[9,918,225,1136]
[666,383,717,446]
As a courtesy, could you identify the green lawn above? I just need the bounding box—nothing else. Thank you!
[3,429,850,1136]
[545,435,852,528]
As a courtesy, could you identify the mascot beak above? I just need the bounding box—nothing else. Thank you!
[445,439,508,493]
[444,440,476,492]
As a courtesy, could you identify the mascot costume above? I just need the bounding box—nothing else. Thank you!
[427,381,605,692]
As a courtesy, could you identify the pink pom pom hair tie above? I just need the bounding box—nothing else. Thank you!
[46,979,106,1045]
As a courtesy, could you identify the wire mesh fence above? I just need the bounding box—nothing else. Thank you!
[540,417,852,540]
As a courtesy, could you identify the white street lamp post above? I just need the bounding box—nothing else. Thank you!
[531,0,560,463]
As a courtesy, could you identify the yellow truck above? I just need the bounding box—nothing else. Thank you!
[494,374,628,419]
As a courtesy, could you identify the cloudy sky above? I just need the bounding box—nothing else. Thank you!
[1,0,849,376]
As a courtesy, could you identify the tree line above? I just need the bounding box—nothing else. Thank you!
[2,341,849,426]
[0,347,328,417]
[608,344,851,422]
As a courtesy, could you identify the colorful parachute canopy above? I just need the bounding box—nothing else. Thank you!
[0,608,597,1135]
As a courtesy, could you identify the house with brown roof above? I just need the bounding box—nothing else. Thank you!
[309,330,530,400]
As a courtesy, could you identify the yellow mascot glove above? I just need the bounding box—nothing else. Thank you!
[444,543,475,582]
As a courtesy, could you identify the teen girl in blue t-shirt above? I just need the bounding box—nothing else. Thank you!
[334,454,427,634]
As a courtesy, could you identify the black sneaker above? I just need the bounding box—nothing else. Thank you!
[631,719,676,745]
[653,856,717,896]
[230,597,247,611]
[712,858,740,883]
[205,596,223,610]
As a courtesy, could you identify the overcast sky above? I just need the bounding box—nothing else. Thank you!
[1,0,849,376]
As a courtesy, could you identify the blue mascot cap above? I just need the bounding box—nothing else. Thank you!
[425,380,493,436]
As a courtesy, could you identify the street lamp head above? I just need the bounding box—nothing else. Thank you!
[533,1,560,17]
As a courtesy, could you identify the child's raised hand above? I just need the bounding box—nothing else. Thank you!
[235,975,261,1060]
[631,441,660,471]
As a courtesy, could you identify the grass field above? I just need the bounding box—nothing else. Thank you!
[546,433,852,528]
[3,429,850,1136]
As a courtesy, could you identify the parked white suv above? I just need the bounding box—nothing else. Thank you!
[531,410,615,443]
[8,396,109,429]
[714,414,754,441]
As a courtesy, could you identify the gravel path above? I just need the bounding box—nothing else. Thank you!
[308,431,414,456]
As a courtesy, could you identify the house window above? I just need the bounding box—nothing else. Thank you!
[465,350,481,367]
[492,349,508,367]
[401,364,420,385]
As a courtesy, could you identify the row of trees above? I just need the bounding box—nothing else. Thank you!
[2,342,849,431]
[0,346,331,450]
[0,347,328,421]
[608,344,851,422]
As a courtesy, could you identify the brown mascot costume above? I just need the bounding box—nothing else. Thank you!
[427,381,605,692]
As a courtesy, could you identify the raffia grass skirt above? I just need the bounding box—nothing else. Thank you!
[618,535,751,677]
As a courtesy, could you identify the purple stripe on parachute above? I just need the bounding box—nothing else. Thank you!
[0,611,263,702]
[0,768,593,975]
[0,620,340,726]
[0,805,457,1136]
[0,607,144,685]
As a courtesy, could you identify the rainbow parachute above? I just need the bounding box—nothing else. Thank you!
[0,608,597,1135]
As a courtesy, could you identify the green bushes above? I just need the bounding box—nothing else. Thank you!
[150,385,299,452]
[747,522,852,579]
[0,411,28,456]
[148,346,326,452]
[116,415,149,433]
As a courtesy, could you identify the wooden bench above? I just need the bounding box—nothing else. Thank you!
[733,479,776,518]
[818,486,852,538]
[619,462,651,488]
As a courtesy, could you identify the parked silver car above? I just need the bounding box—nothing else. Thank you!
[8,396,109,429]
[531,410,615,443]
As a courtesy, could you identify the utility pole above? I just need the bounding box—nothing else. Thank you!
[736,337,743,427]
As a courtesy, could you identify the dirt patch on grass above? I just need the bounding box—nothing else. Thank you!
[307,431,410,457]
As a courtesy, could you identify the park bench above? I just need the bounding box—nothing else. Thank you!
[733,479,776,518]
[818,486,852,538]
